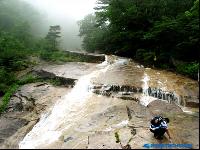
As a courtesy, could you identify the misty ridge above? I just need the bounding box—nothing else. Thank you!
[1,0,96,51]
[25,0,95,51]
[0,0,97,99]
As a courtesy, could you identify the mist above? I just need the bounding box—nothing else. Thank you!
[24,0,97,51]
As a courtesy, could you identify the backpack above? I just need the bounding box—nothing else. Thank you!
[150,116,163,126]
[151,116,170,126]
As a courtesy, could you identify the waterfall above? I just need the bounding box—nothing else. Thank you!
[19,73,94,149]
[138,71,182,107]
[140,73,157,106]
[19,57,113,149]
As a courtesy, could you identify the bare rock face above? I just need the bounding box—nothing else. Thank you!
[0,83,70,149]
[33,62,98,81]
[33,69,77,86]
[0,117,28,144]
[147,100,182,115]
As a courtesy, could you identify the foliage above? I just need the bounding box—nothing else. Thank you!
[79,0,199,79]
[45,25,61,51]
[78,14,109,53]
[0,68,17,93]
[0,84,19,114]
[0,0,46,95]
[175,62,199,79]
[0,73,67,114]
[40,50,95,63]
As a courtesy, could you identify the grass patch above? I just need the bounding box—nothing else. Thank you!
[18,73,64,86]
[0,73,66,114]
[0,84,19,114]
[40,51,86,62]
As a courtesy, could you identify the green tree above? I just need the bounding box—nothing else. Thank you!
[45,25,61,50]
[78,14,109,53]
[0,0,42,94]
[79,0,198,79]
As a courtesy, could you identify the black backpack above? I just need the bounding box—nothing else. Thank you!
[151,116,170,126]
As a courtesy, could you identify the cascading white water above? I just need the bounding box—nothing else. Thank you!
[19,55,129,149]
[19,57,116,149]
[19,73,95,149]
[140,73,156,106]
[18,55,197,149]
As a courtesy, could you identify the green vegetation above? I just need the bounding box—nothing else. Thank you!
[0,0,40,96]
[45,25,61,51]
[78,0,199,79]
[176,62,199,79]
[0,0,88,99]
[17,73,65,87]
[0,72,71,114]
[0,84,19,113]
[40,51,83,62]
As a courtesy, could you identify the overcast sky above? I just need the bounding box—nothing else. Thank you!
[24,0,97,20]
[23,0,97,51]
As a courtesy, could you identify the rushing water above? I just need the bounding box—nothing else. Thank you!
[19,55,129,149]
[19,62,112,148]
[140,73,156,106]
[19,55,199,148]
[19,74,95,148]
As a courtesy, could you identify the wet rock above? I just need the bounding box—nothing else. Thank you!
[0,83,70,148]
[64,136,73,143]
[117,96,139,102]
[34,83,48,87]
[0,117,28,143]
[163,112,199,149]
[121,92,131,95]
[147,100,182,115]
[33,69,76,86]
[185,101,199,108]
[137,87,143,93]
[90,84,144,97]
[183,96,199,108]
[64,50,105,63]
[34,62,98,81]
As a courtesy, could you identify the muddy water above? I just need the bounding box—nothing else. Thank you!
[91,55,198,109]
[19,55,199,149]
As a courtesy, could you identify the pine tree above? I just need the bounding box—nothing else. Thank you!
[45,25,61,50]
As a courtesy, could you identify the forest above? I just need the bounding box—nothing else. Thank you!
[0,0,84,112]
[79,0,199,79]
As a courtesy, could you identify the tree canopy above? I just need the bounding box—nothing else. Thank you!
[78,0,199,79]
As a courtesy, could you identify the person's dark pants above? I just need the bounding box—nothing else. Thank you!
[150,128,166,139]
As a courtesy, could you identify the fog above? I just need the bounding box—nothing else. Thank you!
[24,0,97,51]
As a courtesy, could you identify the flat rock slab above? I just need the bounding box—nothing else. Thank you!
[0,83,70,149]
[34,62,98,80]
[147,100,183,115]
[0,117,28,143]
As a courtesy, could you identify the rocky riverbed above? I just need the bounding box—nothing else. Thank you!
[0,54,199,149]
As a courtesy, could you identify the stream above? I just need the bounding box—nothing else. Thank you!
[18,55,199,149]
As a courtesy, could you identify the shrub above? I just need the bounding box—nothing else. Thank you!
[0,84,19,114]
[176,62,199,79]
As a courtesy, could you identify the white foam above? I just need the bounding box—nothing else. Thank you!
[19,57,113,149]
